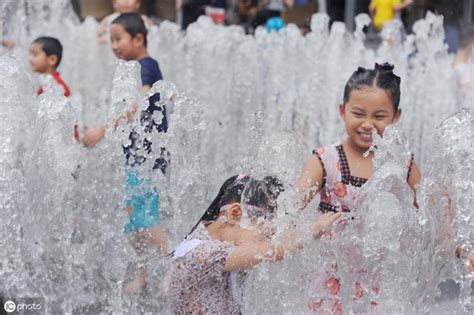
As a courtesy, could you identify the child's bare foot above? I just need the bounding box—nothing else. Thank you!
[124,269,147,294]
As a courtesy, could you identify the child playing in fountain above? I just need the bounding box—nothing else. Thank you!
[29,37,82,143]
[170,174,341,314]
[297,63,421,313]
[83,13,169,294]
[29,36,71,97]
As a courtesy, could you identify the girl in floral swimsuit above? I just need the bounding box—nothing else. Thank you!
[170,174,341,314]
[298,63,421,314]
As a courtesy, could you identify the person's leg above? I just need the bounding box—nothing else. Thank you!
[125,229,148,294]
[124,226,169,293]
[124,177,168,293]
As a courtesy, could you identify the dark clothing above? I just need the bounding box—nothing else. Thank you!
[212,0,227,9]
[181,0,212,29]
[327,0,345,25]
[432,0,464,53]
[139,57,163,87]
[123,57,169,174]
[432,0,463,25]
[182,6,205,30]
[253,9,281,27]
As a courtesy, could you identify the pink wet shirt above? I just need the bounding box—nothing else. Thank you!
[306,143,413,313]
[170,223,239,314]
[314,143,414,213]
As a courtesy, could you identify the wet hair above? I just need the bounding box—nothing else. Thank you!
[33,37,63,67]
[187,175,284,235]
[343,62,401,111]
[459,23,474,49]
[243,176,284,215]
[112,13,148,47]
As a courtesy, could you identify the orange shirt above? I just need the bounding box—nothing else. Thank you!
[37,71,78,142]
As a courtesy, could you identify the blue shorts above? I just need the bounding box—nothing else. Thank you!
[124,168,161,233]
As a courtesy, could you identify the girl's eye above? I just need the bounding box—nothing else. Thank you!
[353,112,363,117]
[375,116,386,120]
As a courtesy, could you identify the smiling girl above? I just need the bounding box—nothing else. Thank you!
[298,63,421,313]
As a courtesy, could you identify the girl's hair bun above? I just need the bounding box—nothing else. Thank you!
[375,62,395,73]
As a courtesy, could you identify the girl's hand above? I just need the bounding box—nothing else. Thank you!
[278,227,304,256]
[124,102,138,122]
[312,212,343,239]
[113,115,123,128]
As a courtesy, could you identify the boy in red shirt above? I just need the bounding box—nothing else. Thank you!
[29,37,83,143]
[29,36,71,97]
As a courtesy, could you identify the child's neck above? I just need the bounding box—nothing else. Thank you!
[43,67,58,75]
[134,49,148,61]
[343,139,373,157]
[207,220,244,245]
[342,140,374,179]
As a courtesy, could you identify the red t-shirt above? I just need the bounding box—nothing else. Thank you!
[37,72,79,142]
[37,71,71,97]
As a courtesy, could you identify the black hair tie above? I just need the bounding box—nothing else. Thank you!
[375,62,394,72]
[356,66,367,73]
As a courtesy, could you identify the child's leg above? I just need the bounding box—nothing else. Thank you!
[124,226,169,293]
[125,229,149,294]
[124,205,169,293]
[124,169,168,293]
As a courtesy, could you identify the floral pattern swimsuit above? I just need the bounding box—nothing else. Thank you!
[307,143,414,314]
[170,223,243,314]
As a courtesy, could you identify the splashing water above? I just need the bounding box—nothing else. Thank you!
[417,108,473,312]
[0,1,472,313]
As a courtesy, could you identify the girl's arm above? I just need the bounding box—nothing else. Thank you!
[297,154,324,210]
[223,212,341,272]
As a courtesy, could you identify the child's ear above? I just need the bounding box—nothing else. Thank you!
[228,204,242,222]
[47,55,58,68]
[393,109,401,123]
[134,33,145,46]
[339,103,346,119]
